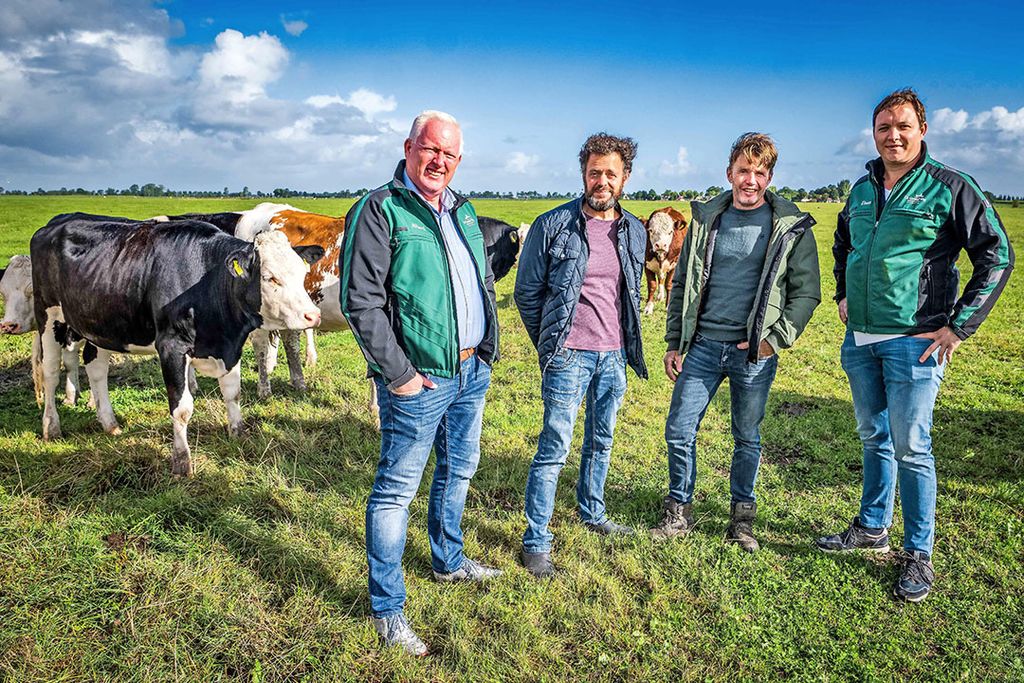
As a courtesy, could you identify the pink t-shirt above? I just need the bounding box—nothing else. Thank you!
[565,216,624,351]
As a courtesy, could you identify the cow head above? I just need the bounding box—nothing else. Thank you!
[646,211,676,261]
[0,255,35,335]
[228,231,324,330]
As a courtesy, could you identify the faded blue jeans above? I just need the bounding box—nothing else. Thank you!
[664,334,778,505]
[366,355,491,617]
[840,331,944,554]
[522,348,628,554]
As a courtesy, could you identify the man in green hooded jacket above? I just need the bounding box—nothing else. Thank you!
[652,133,820,551]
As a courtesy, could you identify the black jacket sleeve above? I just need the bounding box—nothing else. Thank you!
[513,216,549,348]
[340,194,417,389]
[949,180,1015,339]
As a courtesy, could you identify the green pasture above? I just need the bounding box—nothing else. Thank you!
[0,196,1021,681]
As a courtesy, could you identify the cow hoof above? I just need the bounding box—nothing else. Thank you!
[87,394,97,409]
[63,392,79,407]
[171,454,194,478]
[305,352,317,367]
[105,424,122,436]
[257,386,272,400]
[643,303,655,315]
[227,422,243,438]
[43,426,62,441]
[289,380,307,393]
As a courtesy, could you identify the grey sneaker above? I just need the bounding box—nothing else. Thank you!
[371,613,428,656]
[584,519,635,536]
[725,501,759,553]
[815,516,890,553]
[650,496,694,540]
[432,557,503,583]
[894,550,935,602]
[520,548,556,579]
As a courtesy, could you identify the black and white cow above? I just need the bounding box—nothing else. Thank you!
[30,217,323,476]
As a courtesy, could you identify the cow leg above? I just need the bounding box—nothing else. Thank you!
[664,266,676,304]
[368,378,380,430]
[84,346,121,435]
[39,312,63,440]
[657,272,667,303]
[61,341,82,406]
[217,363,244,438]
[266,331,280,375]
[188,365,199,396]
[283,329,306,392]
[159,350,194,477]
[304,328,317,367]
[644,270,657,315]
[32,331,44,406]
[250,328,273,399]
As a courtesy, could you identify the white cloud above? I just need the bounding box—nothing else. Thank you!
[74,30,171,75]
[344,88,397,120]
[198,29,288,105]
[930,107,968,134]
[505,152,539,174]
[658,146,694,176]
[282,18,308,37]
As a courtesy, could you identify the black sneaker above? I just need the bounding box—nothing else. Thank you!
[894,550,935,602]
[815,516,890,553]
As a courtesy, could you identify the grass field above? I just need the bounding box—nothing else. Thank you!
[1,196,1021,681]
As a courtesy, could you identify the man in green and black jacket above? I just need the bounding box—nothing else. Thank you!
[817,89,1014,603]
[652,133,821,551]
[340,110,500,656]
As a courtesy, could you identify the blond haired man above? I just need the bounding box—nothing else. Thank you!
[652,133,821,550]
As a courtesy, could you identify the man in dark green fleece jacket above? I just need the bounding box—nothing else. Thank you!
[817,89,1014,603]
[652,133,820,551]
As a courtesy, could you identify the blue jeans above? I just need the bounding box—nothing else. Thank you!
[366,355,491,617]
[522,348,628,553]
[664,334,778,505]
[840,331,944,554]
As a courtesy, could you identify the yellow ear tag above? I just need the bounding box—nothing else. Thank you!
[232,259,244,276]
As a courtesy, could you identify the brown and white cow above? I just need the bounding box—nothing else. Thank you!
[643,206,688,314]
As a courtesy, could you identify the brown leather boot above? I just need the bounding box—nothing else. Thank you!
[725,501,759,552]
[650,496,694,540]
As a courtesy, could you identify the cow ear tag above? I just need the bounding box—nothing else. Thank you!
[232,259,244,276]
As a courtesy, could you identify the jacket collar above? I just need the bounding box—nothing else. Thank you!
[692,189,812,232]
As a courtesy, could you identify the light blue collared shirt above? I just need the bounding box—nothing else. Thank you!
[403,170,486,350]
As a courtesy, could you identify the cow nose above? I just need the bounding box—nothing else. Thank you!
[0,321,19,334]
[304,311,321,327]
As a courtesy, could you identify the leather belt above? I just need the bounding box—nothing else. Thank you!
[459,347,476,362]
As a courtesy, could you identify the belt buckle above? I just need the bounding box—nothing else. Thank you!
[459,347,476,362]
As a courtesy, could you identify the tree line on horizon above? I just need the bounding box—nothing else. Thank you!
[1,182,1021,206]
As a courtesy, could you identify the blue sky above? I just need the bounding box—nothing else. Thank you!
[2,0,1023,195]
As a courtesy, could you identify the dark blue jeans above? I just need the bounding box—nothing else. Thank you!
[522,348,628,554]
[366,355,491,617]
[840,331,944,554]
[664,334,778,505]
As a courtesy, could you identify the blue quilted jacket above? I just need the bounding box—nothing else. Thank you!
[514,198,648,378]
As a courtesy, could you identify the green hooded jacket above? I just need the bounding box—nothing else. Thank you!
[665,191,821,362]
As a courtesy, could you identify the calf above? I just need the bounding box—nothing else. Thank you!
[30,217,323,476]
[1,255,84,404]
[643,206,688,314]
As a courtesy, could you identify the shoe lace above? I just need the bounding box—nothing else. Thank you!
[900,553,935,584]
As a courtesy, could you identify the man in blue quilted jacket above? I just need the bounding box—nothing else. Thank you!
[514,133,649,578]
